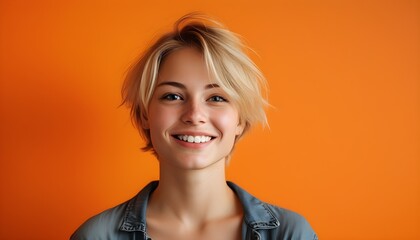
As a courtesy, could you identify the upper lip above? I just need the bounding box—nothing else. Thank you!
[171,131,217,138]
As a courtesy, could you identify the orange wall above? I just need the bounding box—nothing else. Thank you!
[0,1,419,239]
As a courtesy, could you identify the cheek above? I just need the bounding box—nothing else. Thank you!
[213,110,240,134]
[147,106,178,132]
[147,106,163,131]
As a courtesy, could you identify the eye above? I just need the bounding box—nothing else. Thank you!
[208,95,228,102]
[161,93,183,101]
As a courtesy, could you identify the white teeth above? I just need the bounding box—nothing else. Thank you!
[176,135,212,143]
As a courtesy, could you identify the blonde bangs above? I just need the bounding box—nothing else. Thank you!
[199,26,269,130]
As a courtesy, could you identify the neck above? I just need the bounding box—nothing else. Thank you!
[147,160,241,227]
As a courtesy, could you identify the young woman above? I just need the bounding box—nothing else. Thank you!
[71,14,318,240]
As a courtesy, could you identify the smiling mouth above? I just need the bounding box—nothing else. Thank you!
[173,135,214,143]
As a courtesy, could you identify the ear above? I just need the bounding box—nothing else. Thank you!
[235,120,245,136]
[141,111,150,129]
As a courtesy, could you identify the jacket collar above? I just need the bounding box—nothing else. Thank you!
[227,181,280,230]
[119,181,280,233]
[119,181,157,233]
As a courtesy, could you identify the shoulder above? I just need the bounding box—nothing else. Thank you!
[265,203,318,240]
[70,200,129,240]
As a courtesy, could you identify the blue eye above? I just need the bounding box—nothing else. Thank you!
[162,94,183,101]
[208,96,227,102]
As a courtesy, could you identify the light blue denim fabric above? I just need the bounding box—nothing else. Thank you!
[71,181,318,240]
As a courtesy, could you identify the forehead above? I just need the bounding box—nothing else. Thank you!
[157,47,211,84]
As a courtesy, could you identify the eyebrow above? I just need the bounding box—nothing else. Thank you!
[156,81,220,89]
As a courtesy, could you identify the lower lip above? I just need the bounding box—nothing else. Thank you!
[173,137,213,149]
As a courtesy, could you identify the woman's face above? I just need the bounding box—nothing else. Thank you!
[143,47,244,170]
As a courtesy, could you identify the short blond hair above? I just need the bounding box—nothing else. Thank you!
[122,13,268,152]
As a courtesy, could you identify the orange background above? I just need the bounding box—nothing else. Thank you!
[0,0,419,239]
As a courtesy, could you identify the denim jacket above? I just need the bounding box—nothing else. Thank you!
[71,181,318,240]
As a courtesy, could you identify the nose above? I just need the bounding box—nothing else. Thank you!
[181,99,207,125]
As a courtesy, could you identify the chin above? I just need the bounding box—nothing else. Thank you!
[162,155,227,171]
